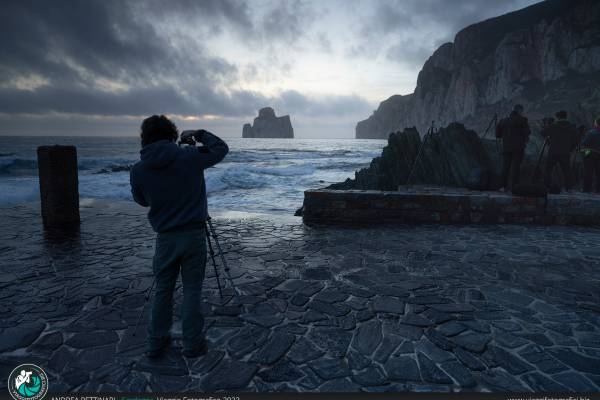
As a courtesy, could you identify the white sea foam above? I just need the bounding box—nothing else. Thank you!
[0,137,385,213]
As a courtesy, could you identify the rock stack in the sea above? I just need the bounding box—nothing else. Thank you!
[242,107,294,138]
[330,123,496,190]
[356,0,600,138]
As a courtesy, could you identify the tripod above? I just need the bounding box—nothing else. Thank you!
[132,216,242,337]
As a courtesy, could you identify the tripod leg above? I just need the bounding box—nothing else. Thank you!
[205,224,224,300]
[207,217,243,306]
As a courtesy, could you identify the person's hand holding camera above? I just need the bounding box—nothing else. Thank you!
[180,129,210,145]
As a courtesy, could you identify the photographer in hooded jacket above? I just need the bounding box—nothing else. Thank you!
[129,114,228,359]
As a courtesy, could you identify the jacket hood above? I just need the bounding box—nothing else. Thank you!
[140,140,178,169]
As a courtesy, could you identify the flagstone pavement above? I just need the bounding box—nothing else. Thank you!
[1,200,600,393]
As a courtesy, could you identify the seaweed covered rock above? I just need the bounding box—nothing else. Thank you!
[330,123,495,190]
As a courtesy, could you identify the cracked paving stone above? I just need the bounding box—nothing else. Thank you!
[249,332,295,365]
[454,347,486,371]
[429,303,475,313]
[522,372,568,392]
[414,338,455,363]
[548,348,600,374]
[421,309,453,324]
[424,328,454,351]
[62,367,89,390]
[578,333,600,348]
[417,352,452,384]
[189,350,225,375]
[518,345,567,374]
[29,331,63,353]
[440,361,475,388]
[275,323,307,335]
[290,293,310,306]
[373,334,403,364]
[288,337,325,364]
[486,345,534,374]
[342,286,374,299]
[302,267,332,281]
[352,319,382,356]
[552,372,598,392]
[385,356,421,382]
[65,331,119,349]
[337,313,357,330]
[493,332,529,348]
[461,320,491,334]
[258,360,305,383]
[401,313,433,327]
[437,321,466,337]
[151,374,190,392]
[313,288,349,303]
[390,324,423,341]
[352,365,387,386]
[135,350,188,376]
[517,332,553,346]
[227,326,270,359]
[480,369,528,392]
[308,327,352,358]
[347,350,371,370]
[308,358,351,380]
[308,300,351,317]
[297,365,324,390]
[451,333,490,353]
[241,313,284,328]
[319,378,361,392]
[302,310,327,323]
[371,297,405,315]
[202,360,258,391]
[298,282,325,297]
[0,322,46,352]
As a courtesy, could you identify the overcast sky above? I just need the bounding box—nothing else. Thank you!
[0,0,539,138]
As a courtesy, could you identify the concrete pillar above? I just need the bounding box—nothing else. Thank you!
[37,145,80,228]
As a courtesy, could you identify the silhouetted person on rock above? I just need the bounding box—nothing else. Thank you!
[581,117,600,193]
[130,115,229,359]
[497,104,531,192]
[541,110,578,192]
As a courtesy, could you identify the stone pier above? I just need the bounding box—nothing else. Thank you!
[302,186,600,226]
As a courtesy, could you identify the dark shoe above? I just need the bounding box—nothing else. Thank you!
[146,336,171,359]
[182,338,208,358]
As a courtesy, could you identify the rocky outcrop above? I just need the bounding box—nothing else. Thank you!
[242,107,294,138]
[331,123,497,190]
[356,0,600,139]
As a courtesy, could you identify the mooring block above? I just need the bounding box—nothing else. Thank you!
[37,145,80,228]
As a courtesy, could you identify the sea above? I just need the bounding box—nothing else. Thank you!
[0,136,385,215]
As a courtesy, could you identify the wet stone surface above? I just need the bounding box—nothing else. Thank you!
[1,200,600,392]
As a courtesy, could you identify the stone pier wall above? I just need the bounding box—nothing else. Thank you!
[302,187,600,226]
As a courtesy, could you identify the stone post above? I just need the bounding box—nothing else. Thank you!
[37,145,80,228]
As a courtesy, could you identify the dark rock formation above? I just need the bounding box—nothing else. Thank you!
[242,107,294,138]
[332,123,495,190]
[356,0,600,139]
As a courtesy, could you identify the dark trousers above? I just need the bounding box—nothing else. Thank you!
[545,154,573,191]
[583,154,600,193]
[148,226,206,352]
[501,150,524,189]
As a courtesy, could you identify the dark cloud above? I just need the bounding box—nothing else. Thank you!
[0,0,538,137]
[352,0,539,66]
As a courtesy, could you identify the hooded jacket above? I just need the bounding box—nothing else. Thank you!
[130,131,228,233]
[541,119,579,156]
[498,111,531,152]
